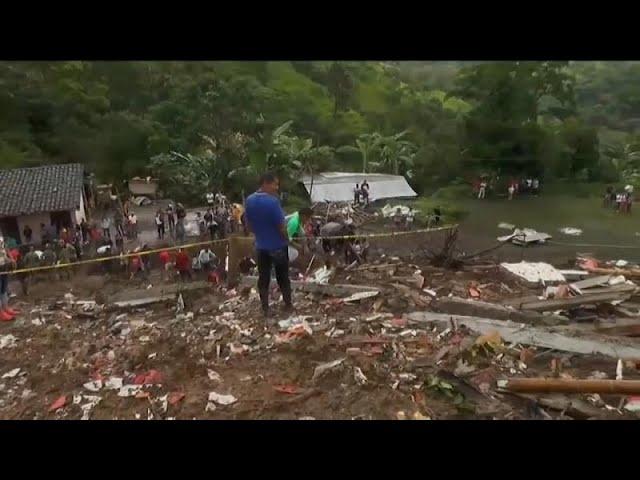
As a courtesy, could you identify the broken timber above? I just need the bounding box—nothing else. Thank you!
[110,281,211,308]
[499,377,640,395]
[434,296,565,325]
[240,276,379,296]
[406,311,640,359]
[517,290,633,312]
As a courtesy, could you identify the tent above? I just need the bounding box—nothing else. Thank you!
[300,172,417,203]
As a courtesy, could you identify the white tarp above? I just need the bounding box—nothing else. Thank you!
[501,262,566,284]
[301,172,416,203]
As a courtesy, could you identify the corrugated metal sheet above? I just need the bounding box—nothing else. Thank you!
[300,172,417,203]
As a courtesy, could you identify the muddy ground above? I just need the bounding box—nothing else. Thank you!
[1,241,638,420]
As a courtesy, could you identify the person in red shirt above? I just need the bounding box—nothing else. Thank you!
[159,249,172,281]
[129,247,146,281]
[174,248,192,282]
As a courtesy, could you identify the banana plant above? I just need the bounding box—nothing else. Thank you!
[337,132,383,173]
[378,131,417,176]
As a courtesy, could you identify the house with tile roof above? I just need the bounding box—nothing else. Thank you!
[0,163,89,245]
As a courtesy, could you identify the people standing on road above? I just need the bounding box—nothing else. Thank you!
[215,204,227,239]
[175,203,186,243]
[0,238,18,322]
[101,216,112,240]
[196,212,206,238]
[155,209,166,240]
[244,172,292,318]
[206,192,215,208]
[167,205,176,237]
[353,184,361,205]
[508,184,515,200]
[128,212,138,240]
[205,208,217,240]
[23,225,33,244]
[478,181,487,200]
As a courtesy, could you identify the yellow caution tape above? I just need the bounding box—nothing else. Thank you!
[5,238,229,276]
[3,224,457,276]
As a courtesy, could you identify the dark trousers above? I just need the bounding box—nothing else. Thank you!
[257,247,292,312]
[157,223,165,239]
[0,273,8,296]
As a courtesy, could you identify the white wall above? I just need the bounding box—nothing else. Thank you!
[75,190,86,225]
[16,212,51,245]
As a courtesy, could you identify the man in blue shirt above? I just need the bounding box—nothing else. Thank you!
[244,172,292,318]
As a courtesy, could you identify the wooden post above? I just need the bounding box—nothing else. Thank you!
[499,378,640,395]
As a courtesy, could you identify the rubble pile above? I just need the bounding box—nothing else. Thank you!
[312,202,376,227]
[3,250,640,420]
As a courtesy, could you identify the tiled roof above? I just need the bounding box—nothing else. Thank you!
[0,163,84,217]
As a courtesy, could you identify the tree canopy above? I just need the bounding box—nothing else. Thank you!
[0,60,637,203]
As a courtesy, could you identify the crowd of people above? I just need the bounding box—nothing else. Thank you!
[603,185,634,214]
[474,177,541,200]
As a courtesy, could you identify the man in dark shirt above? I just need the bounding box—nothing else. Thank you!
[244,172,292,318]
[23,225,33,244]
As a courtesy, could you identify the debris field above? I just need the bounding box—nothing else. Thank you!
[3,249,640,420]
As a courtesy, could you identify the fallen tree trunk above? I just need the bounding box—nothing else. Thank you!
[406,311,640,359]
[499,377,640,395]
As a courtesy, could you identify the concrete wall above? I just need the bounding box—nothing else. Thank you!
[16,212,51,245]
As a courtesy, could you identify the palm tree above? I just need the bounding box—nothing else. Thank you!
[337,133,383,173]
[377,131,417,176]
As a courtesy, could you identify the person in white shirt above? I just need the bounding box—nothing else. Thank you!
[128,212,138,239]
[478,181,487,199]
[197,248,217,272]
[206,192,215,207]
[405,208,415,229]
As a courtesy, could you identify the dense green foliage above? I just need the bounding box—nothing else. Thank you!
[2,61,640,203]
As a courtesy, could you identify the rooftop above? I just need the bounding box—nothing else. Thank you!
[0,163,85,217]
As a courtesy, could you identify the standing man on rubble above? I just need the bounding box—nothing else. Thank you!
[245,172,293,319]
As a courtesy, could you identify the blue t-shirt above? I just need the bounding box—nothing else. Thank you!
[245,191,287,251]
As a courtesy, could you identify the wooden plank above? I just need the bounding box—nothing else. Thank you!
[240,276,379,296]
[570,284,637,296]
[406,311,640,359]
[519,291,631,312]
[569,275,611,291]
[499,378,640,395]
[595,324,640,337]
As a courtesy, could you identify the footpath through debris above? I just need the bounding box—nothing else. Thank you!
[4,243,640,420]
